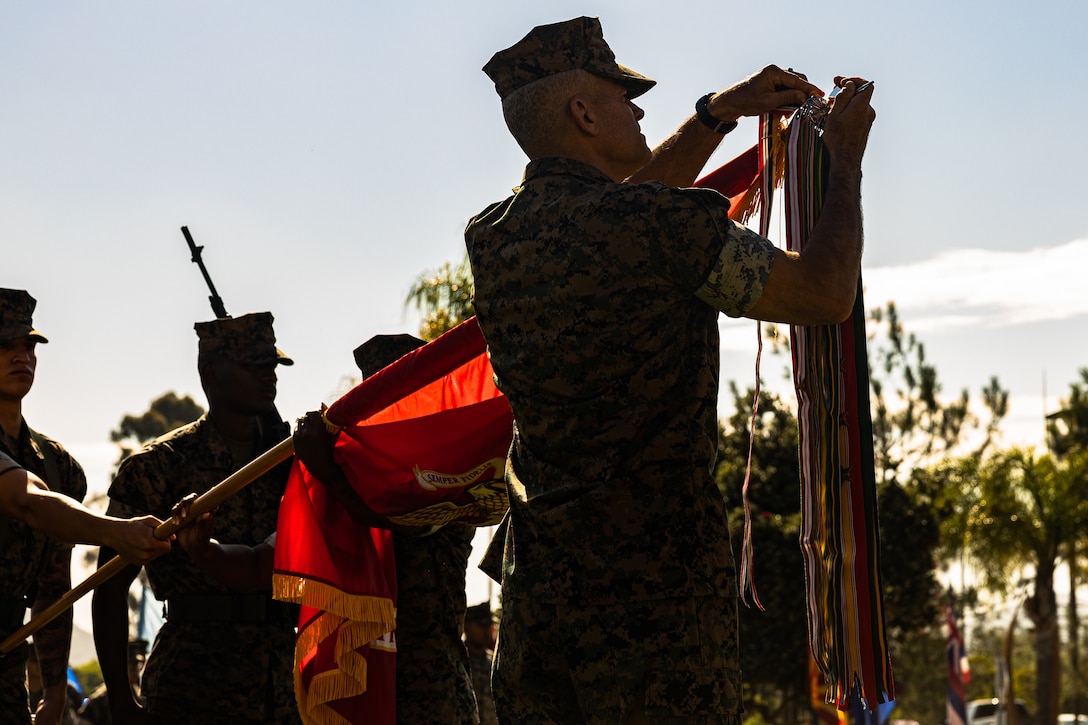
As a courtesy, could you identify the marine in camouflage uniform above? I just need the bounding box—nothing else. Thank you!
[353,335,479,725]
[463,602,497,725]
[468,15,871,724]
[91,312,300,725]
[0,289,88,725]
[390,524,477,723]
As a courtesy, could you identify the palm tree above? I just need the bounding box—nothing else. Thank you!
[959,447,1088,725]
[404,256,475,341]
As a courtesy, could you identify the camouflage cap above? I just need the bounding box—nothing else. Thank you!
[0,288,48,344]
[353,333,425,379]
[194,312,293,366]
[483,16,656,101]
[464,601,496,625]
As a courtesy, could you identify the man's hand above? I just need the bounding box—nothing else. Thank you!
[104,516,172,565]
[170,493,216,564]
[292,407,341,484]
[820,76,876,164]
[34,686,66,725]
[707,65,824,121]
[107,687,151,725]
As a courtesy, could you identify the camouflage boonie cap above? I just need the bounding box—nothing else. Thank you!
[353,333,425,379]
[0,288,48,344]
[194,312,293,366]
[483,16,656,100]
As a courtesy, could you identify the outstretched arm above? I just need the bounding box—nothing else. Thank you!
[171,496,275,592]
[627,65,822,187]
[0,466,170,563]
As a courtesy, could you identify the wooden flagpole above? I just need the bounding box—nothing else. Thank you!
[0,437,295,655]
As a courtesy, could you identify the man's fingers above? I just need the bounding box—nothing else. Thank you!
[770,66,822,98]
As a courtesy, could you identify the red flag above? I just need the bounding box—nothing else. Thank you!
[273,318,513,725]
[946,596,971,725]
[694,143,761,220]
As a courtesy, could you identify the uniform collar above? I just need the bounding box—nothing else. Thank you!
[521,157,614,186]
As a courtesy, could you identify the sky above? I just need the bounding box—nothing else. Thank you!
[3,2,1087,614]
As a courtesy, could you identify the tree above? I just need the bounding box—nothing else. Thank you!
[1047,367,1088,458]
[109,391,205,467]
[868,302,1007,484]
[951,447,1088,725]
[716,381,943,719]
[717,382,801,516]
[77,392,206,635]
[716,384,809,720]
[405,255,475,341]
[729,307,1003,716]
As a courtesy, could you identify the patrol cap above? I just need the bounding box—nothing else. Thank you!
[483,16,656,101]
[0,289,48,344]
[195,312,293,366]
[353,333,425,379]
[464,601,496,625]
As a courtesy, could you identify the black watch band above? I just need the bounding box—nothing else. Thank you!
[695,93,738,135]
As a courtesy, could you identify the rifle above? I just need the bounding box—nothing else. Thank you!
[181,226,229,319]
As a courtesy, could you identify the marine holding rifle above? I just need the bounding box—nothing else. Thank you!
[91,313,301,725]
[0,288,169,725]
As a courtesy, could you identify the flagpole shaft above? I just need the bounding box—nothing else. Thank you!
[0,437,295,654]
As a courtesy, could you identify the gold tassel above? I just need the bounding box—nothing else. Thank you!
[731,117,790,225]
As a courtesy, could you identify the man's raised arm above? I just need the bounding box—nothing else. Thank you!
[627,65,822,187]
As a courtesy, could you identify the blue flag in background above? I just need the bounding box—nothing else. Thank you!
[945,593,971,725]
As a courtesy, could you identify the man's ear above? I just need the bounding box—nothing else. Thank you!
[568,96,600,137]
[198,359,220,391]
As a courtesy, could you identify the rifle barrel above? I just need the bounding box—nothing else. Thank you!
[181,226,229,319]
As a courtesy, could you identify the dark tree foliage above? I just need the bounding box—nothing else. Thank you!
[110,391,205,467]
[868,302,973,484]
[730,512,810,722]
[1047,367,1088,458]
[717,382,801,516]
[875,475,942,638]
[405,256,475,342]
[716,368,947,717]
[715,385,809,719]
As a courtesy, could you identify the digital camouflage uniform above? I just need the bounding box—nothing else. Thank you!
[108,414,297,723]
[392,524,477,724]
[105,313,299,724]
[467,648,496,725]
[0,290,87,725]
[352,335,480,724]
[463,602,497,725]
[466,19,777,723]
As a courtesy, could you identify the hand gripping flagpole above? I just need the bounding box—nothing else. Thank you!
[0,437,295,655]
[1,315,500,656]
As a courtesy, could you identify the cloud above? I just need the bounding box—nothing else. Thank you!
[720,237,1088,346]
[863,238,1088,332]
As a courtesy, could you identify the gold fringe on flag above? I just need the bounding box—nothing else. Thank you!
[273,573,397,725]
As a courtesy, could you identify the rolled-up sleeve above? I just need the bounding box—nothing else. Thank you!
[693,219,776,317]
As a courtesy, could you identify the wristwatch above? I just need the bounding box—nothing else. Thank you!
[696,93,738,135]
